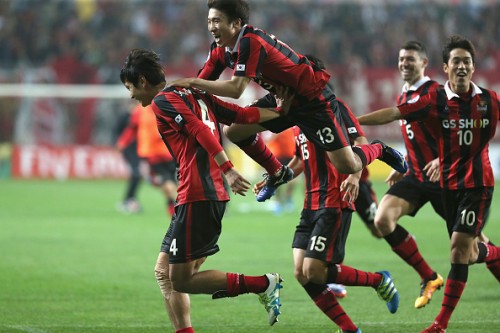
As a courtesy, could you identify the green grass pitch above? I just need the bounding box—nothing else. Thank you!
[0,179,499,333]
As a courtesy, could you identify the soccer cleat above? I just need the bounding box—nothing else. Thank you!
[375,270,400,314]
[256,166,294,202]
[334,329,362,333]
[258,273,283,326]
[327,283,347,299]
[415,273,444,308]
[421,322,446,333]
[371,140,408,174]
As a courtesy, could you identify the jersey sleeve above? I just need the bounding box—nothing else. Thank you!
[398,90,436,123]
[234,36,262,79]
[337,99,365,141]
[197,42,227,80]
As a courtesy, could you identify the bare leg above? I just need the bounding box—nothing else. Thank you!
[169,261,229,294]
[155,252,192,330]
[326,147,363,174]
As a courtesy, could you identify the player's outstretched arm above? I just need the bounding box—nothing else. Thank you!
[357,107,402,125]
[169,76,251,99]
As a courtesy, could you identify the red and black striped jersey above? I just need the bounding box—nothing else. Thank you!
[294,99,362,210]
[198,25,330,102]
[337,98,371,182]
[397,78,440,182]
[151,87,260,204]
[398,81,500,190]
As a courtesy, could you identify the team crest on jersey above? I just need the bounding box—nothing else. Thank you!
[407,95,420,104]
[236,64,246,71]
[477,100,488,113]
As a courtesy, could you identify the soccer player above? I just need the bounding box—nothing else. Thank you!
[358,35,500,333]
[120,48,291,331]
[360,41,446,309]
[253,90,399,333]
[301,54,382,299]
[169,0,408,202]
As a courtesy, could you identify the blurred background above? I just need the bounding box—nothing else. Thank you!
[1,0,500,180]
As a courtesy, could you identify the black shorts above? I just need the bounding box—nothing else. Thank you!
[261,86,350,152]
[386,175,446,219]
[355,180,378,225]
[160,201,225,263]
[150,160,177,186]
[292,208,352,264]
[442,187,493,237]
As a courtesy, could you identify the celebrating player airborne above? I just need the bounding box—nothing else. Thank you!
[169,0,408,202]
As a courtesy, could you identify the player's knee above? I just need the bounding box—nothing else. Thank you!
[303,266,324,285]
[154,265,173,299]
[370,225,384,239]
[334,160,360,174]
[374,216,393,236]
[294,265,307,284]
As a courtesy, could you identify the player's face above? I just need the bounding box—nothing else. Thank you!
[208,9,239,48]
[443,48,475,94]
[124,79,153,107]
[398,49,427,85]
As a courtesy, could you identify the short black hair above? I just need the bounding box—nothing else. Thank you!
[401,40,428,59]
[442,35,476,65]
[208,0,250,25]
[120,49,165,87]
[304,54,326,70]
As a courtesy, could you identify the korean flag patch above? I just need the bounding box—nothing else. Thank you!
[236,64,246,72]
[174,114,185,126]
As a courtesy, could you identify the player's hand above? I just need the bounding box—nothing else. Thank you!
[223,169,251,196]
[340,175,360,203]
[423,158,440,182]
[253,179,266,195]
[274,86,295,115]
[385,169,404,187]
[167,78,193,88]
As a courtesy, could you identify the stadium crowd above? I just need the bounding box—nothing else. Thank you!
[1,0,499,85]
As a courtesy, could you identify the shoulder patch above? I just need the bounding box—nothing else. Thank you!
[174,114,185,125]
